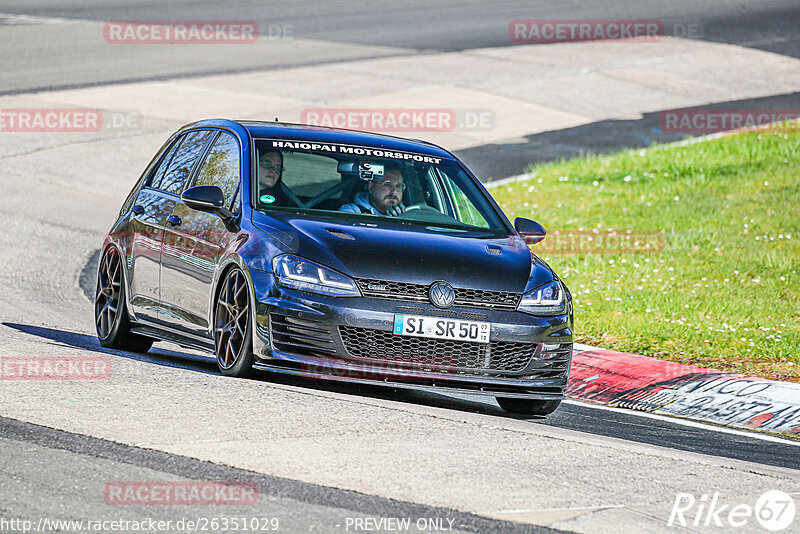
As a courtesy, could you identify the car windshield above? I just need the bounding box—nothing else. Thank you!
[252,138,508,233]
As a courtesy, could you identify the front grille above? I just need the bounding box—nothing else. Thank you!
[456,287,519,308]
[398,305,486,321]
[427,309,458,318]
[525,343,572,379]
[356,278,520,310]
[460,311,488,321]
[271,314,335,357]
[256,323,271,342]
[338,326,537,374]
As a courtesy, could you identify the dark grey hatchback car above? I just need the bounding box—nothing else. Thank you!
[95,119,573,415]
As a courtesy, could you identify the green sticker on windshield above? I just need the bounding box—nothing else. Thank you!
[260,194,275,204]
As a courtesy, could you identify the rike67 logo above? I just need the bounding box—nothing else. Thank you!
[669,490,796,531]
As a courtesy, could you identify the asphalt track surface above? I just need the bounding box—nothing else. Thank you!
[3,0,800,88]
[2,2,800,532]
[3,403,797,534]
[0,417,555,534]
[38,261,800,474]
[5,317,800,529]
[18,312,800,474]
[2,0,800,178]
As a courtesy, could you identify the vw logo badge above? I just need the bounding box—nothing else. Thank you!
[429,281,456,308]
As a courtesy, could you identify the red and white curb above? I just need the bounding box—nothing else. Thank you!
[568,344,800,438]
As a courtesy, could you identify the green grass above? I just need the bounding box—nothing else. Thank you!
[491,129,800,381]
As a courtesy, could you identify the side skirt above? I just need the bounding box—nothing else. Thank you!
[130,320,215,354]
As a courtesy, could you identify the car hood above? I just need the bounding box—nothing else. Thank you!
[251,211,554,293]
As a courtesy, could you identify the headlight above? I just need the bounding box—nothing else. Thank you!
[273,255,360,297]
[517,280,566,316]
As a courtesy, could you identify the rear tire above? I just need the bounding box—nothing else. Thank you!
[497,397,562,416]
[214,267,255,377]
[95,247,154,353]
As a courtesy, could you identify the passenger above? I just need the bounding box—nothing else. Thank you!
[339,163,406,216]
[258,150,289,206]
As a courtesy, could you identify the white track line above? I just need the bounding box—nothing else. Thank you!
[0,12,82,25]
[564,399,800,447]
[485,504,626,514]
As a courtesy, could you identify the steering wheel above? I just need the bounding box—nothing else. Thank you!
[396,203,457,223]
[403,202,436,212]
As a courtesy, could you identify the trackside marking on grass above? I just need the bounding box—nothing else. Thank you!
[568,347,720,403]
[488,124,800,438]
[568,348,800,438]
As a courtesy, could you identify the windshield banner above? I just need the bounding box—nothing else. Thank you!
[269,140,443,164]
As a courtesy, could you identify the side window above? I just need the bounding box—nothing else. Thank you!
[147,136,183,190]
[423,166,446,212]
[438,170,490,228]
[155,130,213,195]
[280,152,341,198]
[194,132,241,209]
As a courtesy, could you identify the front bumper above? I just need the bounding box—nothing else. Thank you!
[249,269,573,399]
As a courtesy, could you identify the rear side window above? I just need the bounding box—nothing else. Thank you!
[194,131,241,209]
[147,138,181,190]
[151,130,213,194]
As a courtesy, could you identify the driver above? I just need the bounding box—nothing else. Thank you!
[258,150,289,206]
[339,162,406,216]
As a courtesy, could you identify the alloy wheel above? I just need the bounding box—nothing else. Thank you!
[215,269,249,370]
[95,248,122,340]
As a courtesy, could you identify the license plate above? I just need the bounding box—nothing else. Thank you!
[393,314,490,343]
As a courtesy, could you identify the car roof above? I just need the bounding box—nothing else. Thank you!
[183,118,456,160]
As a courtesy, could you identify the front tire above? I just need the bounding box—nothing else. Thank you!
[497,397,562,416]
[95,247,154,353]
[214,267,255,377]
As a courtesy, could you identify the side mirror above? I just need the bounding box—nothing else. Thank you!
[181,185,224,212]
[181,185,236,228]
[514,217,546,244]
[181,185,225,212]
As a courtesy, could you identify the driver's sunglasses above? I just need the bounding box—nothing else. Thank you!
[260,161,283,173]
[376,180,406,192]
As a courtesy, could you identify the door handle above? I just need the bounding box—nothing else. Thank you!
[131,205,144,216]
[167,215,182,227]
